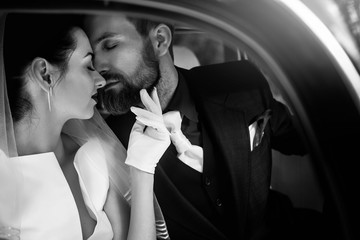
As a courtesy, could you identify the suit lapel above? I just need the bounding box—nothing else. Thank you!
[198,98,250,238]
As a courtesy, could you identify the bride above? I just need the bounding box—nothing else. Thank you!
[0,13,170,240]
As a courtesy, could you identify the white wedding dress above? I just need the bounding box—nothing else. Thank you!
[8,139,113,240]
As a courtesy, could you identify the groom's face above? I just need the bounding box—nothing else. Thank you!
[86,14,159,115]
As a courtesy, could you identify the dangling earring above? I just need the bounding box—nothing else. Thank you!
[47,86,53,112]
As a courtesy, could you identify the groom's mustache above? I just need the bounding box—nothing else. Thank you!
[101,72,132,90]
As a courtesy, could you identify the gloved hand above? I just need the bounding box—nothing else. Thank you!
[125,88,170,174]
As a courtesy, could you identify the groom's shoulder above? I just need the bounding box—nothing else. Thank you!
[179,60,271,97]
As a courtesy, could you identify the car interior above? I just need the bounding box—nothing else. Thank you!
[1,0,360,239]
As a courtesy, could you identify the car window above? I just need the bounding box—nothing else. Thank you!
[173,27,234,68]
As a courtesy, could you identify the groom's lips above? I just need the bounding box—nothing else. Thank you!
[104,80,123,92]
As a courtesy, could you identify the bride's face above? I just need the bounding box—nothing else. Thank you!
[53,28,105,120]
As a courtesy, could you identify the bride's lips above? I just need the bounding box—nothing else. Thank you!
[91,93,98,103]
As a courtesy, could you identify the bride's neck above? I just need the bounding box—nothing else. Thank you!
[15,114,66,163]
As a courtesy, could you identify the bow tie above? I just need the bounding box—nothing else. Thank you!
[163,111,203,172]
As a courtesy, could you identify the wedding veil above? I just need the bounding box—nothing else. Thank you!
[0,12,22,236]
[0,12,168,239]
[0,14,16,158]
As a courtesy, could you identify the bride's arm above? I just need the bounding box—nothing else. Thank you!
[105,171,156,240]
[127,168,156,240]
[104,179,130,240]
[124,88,170,240]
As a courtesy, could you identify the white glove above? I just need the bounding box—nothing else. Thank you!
[125,88,170,174]
[163,111,204,172]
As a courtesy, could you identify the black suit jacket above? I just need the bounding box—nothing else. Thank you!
[106,61,306,240]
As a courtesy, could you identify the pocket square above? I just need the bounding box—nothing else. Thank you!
[249,109,272,151]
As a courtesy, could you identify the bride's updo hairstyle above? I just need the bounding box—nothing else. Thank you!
[4,13,82,123]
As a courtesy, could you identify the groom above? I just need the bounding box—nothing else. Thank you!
[85,14,309,240]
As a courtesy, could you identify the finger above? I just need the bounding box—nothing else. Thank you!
[131,120,146,134]
[140,89,161,115]
[136,116,166,132]
[131,107,166,131]
[145,126,170,141]
[131,106,161,121]
[151,87,161,110]
[140,89,155,111]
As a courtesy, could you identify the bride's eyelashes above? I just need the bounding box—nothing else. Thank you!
[87,64,95,71]
[86,59,96,71]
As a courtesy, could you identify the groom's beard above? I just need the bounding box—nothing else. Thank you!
[97,39,159,115]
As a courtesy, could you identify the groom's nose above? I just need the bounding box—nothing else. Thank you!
[93,54,109,79]
[94,71,106,89]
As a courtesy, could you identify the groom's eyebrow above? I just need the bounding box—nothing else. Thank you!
[95,32,118,45]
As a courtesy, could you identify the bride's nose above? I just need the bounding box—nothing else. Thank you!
[94,71,106,89]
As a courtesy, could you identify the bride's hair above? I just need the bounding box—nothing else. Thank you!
[4,13,82,122]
